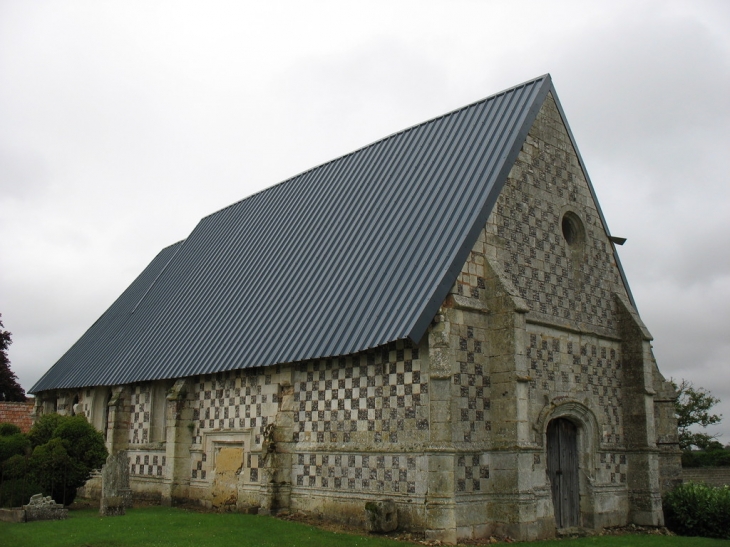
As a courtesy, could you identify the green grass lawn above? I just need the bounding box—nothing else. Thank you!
[531,536,730,547]
[1,507,413,547]
[2,507,730,547]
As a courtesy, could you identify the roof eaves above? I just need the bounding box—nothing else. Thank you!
[28,241,186,394]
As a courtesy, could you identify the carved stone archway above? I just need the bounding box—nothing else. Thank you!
[536,399,600,529]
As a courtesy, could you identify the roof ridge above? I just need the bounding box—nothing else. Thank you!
[130,240,186,314]
[201,74,552,221]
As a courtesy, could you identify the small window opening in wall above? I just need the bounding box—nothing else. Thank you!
[561,212,584,247]
[103,390,112,439]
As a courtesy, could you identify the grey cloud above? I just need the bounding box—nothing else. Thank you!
[1,1,728,440]
[0,148,49,199]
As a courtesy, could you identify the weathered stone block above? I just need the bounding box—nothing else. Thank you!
[431,400,452,423]
[100,450,132,516]
[100,496,125,516]
[0,508,26,523]
[23,494,68,521]
[429,377,451,401]
[365,500,397,533]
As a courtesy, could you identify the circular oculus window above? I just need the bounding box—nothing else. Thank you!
[561,212,584,247]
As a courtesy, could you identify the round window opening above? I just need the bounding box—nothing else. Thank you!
[561,212,584,247]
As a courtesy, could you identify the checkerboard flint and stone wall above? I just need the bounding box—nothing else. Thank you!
[456,453,491,493]
[527,331,624,446]
[191,369,278,447]
[79,389,91,421]
[293,453,427,496]
[451,324,492,446]
[129,450,167,477]
[172,340,439,512]
[526,329,628,485]
[480,92,633,485]
[485,93,626,339]
[188,368,282,485]
[451,236,493,451]
[293,343,427,445]
[291,341,431,498]
[129,385,151,445]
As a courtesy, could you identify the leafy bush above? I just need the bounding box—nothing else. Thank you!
[0,423,34,507]
[0,423,22,436]
[681,451,700,468]
[0,431,29,462]
[663,481,730,539]
[0,422,30,464]
[29,437,89,505]
[0,454,41,508]
[26,415,107,505]
[50,415,107,471]
[1,414,108,507]
[0,478,42,508]
[27,414,65,448]
[3,453,29,479]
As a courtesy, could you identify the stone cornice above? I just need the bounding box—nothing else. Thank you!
[525,311,622,341]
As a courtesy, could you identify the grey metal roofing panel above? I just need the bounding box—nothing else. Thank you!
[30,241,184,391]
[32,74,598,392]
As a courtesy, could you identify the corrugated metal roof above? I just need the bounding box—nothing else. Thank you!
[30,241,184,391]
[33,74,628,392]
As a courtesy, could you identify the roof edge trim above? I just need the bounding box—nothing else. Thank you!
[407,75,555,344]
[547,86,637,310]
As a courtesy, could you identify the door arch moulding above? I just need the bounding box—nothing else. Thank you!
[536,398,602,529]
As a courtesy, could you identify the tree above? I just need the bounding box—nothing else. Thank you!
[0,423,30,462]
[672,379,722,450]
[0,314,26,402]
[0,422,36,507]
[26,414,108,505]
[2,414,109,507]
[26,413,64,448]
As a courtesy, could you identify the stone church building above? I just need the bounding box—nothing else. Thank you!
[31,75,680,542]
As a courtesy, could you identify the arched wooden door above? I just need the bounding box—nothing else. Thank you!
[547,418,579,528]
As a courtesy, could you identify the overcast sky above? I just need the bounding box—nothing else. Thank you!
[1,1,728,441]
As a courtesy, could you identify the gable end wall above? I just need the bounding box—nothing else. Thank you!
[440,92,676,538]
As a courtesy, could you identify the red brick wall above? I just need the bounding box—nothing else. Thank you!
[0,400,34,433]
